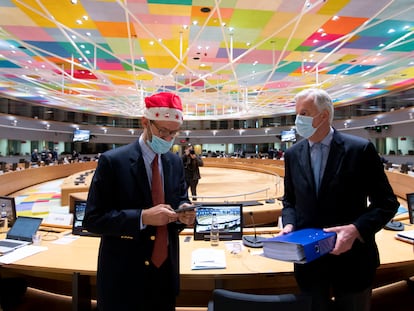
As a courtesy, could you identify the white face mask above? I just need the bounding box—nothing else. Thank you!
[295,113,321,139]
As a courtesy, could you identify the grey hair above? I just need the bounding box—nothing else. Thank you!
[294,88,334,123]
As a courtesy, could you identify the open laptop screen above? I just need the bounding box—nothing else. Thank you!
[7,216,42,242]
[193,203,243,241]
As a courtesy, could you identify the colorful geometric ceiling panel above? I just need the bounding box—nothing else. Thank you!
[0,0,413,120]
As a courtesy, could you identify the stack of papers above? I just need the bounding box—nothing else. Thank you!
[262,228,336,264]
[395,229,414,244]
[191,248,226,270]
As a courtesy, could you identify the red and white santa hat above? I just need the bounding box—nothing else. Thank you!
[144,92,183,124]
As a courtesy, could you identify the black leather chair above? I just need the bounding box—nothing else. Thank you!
[207,289,311,311]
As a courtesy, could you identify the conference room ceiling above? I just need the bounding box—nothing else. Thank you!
[0,0,413,121]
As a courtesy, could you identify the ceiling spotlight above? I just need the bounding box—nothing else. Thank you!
[409,112,413,120]
[70,0,78,4]
[45,124,50,130]
[11,119,17,126]
[200,7,211,13]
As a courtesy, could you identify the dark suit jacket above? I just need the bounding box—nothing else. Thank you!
[83,139,190,310]
[282,129,399,290]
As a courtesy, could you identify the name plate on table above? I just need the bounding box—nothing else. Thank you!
[44,213,73,227]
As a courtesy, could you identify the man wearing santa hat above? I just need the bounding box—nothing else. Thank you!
[84,92,195,310]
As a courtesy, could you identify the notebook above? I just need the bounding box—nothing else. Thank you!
[395,230,414,244]
[0,216,43,254]
[193,203,243,241]
[72,200,100,237]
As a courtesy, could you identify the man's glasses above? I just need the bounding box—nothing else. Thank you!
[150,121,180,138]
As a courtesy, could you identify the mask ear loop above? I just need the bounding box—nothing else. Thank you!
[143,119,154,143]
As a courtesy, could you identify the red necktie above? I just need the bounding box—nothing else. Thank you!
[151,154,168,267]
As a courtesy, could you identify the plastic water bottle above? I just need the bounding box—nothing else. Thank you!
[210,212,219,246]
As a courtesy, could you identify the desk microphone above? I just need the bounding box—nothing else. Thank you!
[242,211,264,248]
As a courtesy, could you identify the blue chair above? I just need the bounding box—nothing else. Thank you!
[207,289,311,311]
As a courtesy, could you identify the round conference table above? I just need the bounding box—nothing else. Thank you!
[0,160,413,310]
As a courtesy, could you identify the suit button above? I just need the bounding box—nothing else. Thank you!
[150,235,156,240]
[144,261,150,266]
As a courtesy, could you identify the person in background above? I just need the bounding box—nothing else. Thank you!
[83,92,196,311]
[51,147,59,162]
[182,146,203,201]
[280,88,399,311]
[30,149,39,163]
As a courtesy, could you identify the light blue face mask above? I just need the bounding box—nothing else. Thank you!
[295,113,321,139]
[147,134,175,154]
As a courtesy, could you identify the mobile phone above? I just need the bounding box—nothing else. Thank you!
[174,205,197,213]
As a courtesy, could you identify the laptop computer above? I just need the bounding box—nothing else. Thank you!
[395,229,414,244]
[193,203,243,241]
[72,200,100,237]
[0,216,43,254]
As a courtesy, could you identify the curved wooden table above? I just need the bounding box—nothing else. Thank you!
[0,162,97,197]
[0,228,413,309]
[0,158,413,309]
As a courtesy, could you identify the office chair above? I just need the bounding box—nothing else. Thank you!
[207,289,311,311]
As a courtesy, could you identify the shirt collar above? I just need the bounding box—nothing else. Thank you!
[139,135,156,163]
[309,127,334,148]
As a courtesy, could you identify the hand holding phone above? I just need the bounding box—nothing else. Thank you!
[174,205,197,213]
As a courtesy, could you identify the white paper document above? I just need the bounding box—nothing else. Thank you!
[191,248,226,270]
[0,245,48,264]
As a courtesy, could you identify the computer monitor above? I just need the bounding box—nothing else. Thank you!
[193,203,243,241]
[72,200,99,237]
[0,196,17,227]
[406,193,414,224]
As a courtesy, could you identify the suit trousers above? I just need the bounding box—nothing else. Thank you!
[142,260,176,311]
[295,256,372,311]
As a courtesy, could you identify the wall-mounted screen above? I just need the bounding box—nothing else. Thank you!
[281,129,296,142]
[73,129,90,142]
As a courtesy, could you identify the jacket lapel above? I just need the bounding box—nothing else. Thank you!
[319,130,345,194]
[129,141,152,204]
[297,141,315,190]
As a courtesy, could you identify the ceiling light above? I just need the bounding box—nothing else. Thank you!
[70,0,77,4]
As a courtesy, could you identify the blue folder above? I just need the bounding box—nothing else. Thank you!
[262,228,336,264]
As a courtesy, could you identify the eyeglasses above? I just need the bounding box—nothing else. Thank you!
[150,121,180,138]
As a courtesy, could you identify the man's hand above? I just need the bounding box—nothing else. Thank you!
[142,204,177,226]
[324,224,361,255]
[276,224,294,236]
[176,203,196,225]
